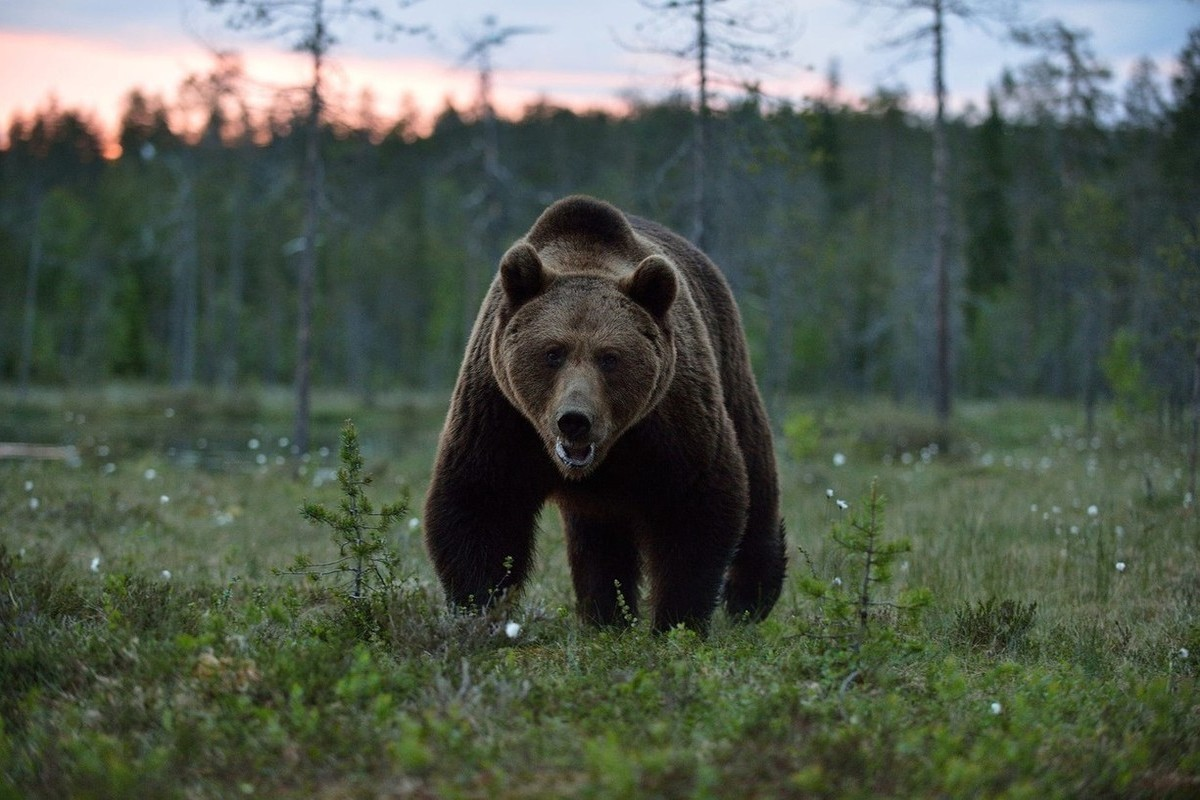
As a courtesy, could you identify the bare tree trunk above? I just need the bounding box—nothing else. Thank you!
[692,0,710,250]
[1190,339,1199,509]
[219,193,246,390]
[169,166,200,388]
[18,201,43,399]
[931,0,953,422]
[294,33,324,461]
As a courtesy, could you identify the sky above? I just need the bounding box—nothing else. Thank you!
[1,0,1197,153]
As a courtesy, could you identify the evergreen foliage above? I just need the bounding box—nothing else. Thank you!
[285,419,409,635]
[1,26,1197,419]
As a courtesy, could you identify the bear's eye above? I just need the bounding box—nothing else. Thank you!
[597,352,619,372]
[545,348,566,368]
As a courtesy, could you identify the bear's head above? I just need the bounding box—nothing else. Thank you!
[490,235,678,480]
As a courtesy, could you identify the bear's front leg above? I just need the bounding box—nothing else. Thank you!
[561,511,641,626]
[423,386,553,612]
[641,479,748,634]
[638,429,748,633]
[424,470,544,611]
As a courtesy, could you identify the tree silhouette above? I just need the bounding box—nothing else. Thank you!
[456,15,545,337]
[625,0,791,250]
[203,0,425,460]
[854,0,1023,423]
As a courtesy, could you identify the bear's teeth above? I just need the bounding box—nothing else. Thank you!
[555,439,596,468]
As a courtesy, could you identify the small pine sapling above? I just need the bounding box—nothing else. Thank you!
[282,420,409,608]
[799,480,932,690]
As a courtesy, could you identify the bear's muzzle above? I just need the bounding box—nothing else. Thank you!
[554,409,597,469]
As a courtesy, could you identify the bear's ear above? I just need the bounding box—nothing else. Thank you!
[622,255,677,320]
[500,243,546,308]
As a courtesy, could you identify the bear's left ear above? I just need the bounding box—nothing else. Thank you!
[500,243,546,308]
[621,255,677,320]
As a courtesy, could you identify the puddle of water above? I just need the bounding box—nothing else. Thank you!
[0,396,447,476]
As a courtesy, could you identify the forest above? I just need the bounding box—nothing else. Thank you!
[3,8,1200,796]
[1,21,1198,427]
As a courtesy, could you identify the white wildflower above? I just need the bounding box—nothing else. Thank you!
[1180,648,1189,660]
[160,495,170,505]
[1115,561,1126,573]
[164,407,175,418]
[248,438,260,450]
[28,497,40,511]
[161,569,172,580]
[504,621,521,639]
[832,577,843,587]
[408,518,421,530]
[826,488,834,499]
[23,480,33,492]
[1087,505,1099,517]
[832,452,847,467]
[143,468,157,481]
[836,499,849,511]
[990,702,1002,715]
[90,556,101,573]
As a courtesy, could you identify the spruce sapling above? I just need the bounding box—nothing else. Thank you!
[282,420,408,606]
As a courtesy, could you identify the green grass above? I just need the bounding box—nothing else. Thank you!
[1,387,1197,798]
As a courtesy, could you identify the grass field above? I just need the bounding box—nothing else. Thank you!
[2,386,1197,798]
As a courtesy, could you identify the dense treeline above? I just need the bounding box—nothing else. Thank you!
[1,28,1197,422]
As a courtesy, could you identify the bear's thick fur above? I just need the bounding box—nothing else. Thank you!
[424,195,786,632]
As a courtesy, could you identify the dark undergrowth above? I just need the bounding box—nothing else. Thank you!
[1,390,1198,798]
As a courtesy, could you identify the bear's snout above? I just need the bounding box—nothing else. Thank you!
[556,410,592,441]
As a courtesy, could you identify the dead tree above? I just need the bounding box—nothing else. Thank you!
[203,0,424,459]
[625,0,791,251]
[855,0,1023,423]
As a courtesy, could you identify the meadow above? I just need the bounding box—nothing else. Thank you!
[1,386,1197,799]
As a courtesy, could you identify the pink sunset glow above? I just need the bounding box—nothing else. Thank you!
[0,28,648,156]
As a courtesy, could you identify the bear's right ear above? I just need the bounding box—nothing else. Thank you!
[622,255,677,320]
[500,243,546,308]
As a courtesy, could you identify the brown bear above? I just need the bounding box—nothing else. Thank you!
[423,195,786,633]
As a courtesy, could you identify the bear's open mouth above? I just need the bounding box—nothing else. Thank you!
[555,439,596,469]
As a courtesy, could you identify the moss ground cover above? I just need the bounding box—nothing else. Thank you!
[1,387,1196,798]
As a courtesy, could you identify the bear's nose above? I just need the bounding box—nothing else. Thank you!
[556,410,592,441]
